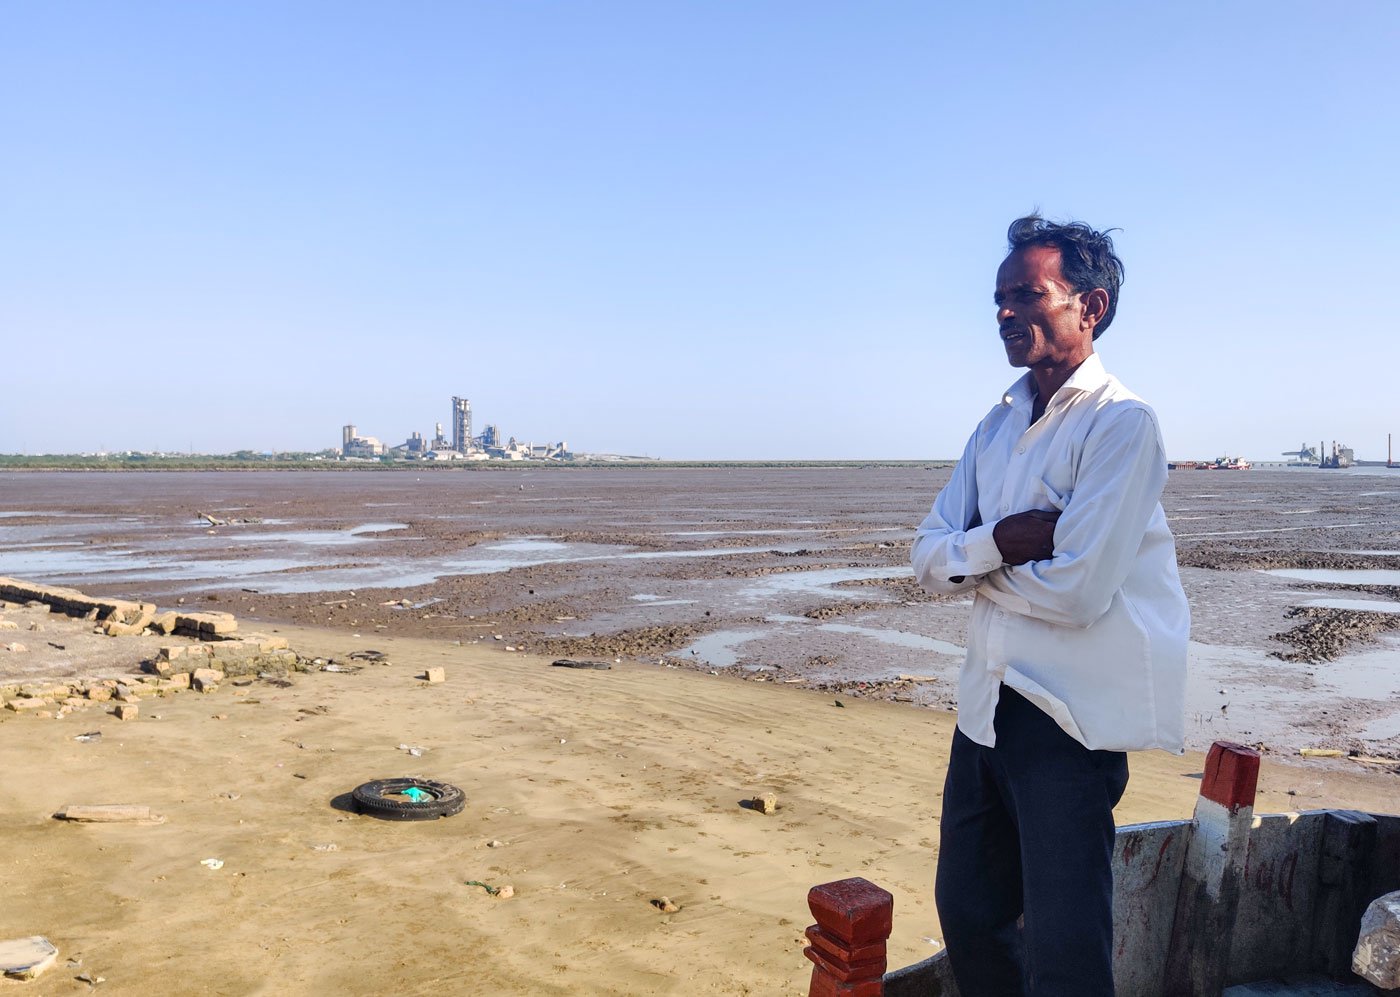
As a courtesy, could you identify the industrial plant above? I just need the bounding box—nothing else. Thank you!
[340,395,572,462]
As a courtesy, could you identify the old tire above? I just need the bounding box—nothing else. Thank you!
[351,778,465,821]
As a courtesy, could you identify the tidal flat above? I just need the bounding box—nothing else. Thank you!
[3,465,1399,757]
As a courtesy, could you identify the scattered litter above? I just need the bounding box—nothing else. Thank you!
[73,731,102,743]
[465,879,508,896]
[0,935,58,981]
[896,674,939,683]
[486,839,504,848]
[833,700,846,708]
[1299,747,1345,758]
[551,659,612,670]
[650,897,680,913]
[220,792,241,800]
[1352,755,1400,767]
[397,743,427,757]
[348,650,388,662]
[75,970,105,985]
[320,663,361,674]
[200,858,224,870]
[311,843,339,852]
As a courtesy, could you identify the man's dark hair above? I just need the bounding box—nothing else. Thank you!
[1007,215,1125,339]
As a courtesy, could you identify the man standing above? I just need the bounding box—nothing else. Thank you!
[911,215,1189,996]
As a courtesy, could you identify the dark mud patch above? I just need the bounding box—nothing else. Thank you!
[520,623,709,660]
[1269,607,1400,662]
[803,602,886,621]
[831,576,940,602]
[1178,547,1400,572]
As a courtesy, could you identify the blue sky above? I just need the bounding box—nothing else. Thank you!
[3,2,1397,460]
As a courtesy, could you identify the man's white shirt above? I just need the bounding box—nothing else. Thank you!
[911,353,1189,753]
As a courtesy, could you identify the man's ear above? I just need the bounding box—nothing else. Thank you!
[1081,288,1109,333]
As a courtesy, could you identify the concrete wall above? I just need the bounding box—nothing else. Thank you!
[882,809,1399,996]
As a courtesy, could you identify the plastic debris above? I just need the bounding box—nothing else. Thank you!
[73,731,102,743]
[200,858,224,870]
[397,743,426,757]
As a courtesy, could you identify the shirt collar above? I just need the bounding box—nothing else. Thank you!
[1000,352,1109,410]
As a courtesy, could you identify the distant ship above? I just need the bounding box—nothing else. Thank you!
[1167,456,1251,470]
[1319,441,1354,469]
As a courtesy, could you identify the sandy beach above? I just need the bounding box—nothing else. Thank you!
[3,617,1396,996]
[3,466,1399,993]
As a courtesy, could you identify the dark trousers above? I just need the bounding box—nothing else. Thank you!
[935,686,1129,997]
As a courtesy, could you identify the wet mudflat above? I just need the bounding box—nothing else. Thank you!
[2,465,1399,757]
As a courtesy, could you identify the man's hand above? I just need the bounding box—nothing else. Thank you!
[993,509,1060,566]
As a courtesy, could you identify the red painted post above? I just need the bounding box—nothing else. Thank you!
[805,877,893,997]
[1164,740,1262,996]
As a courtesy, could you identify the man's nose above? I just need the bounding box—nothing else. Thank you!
[997,304,1014,324]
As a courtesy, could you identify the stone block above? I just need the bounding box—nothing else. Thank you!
[86,687,113,702]
[5,698,51,712]
[147,659,172,676]
[1353,890,1400,987]
[151,612,179,635]
[751,792,779,815]
[424,667,446,683]
[0,620,17,631]
[191,668,224,692]
[243,633,289,651]
[115,704,139,720]
[163,673,191,690]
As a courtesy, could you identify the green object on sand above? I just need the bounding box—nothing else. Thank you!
[398,786,434,802]
[465,880,501,896]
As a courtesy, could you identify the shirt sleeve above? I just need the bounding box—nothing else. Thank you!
[911,426,1005,595]
[976,404,1166,628]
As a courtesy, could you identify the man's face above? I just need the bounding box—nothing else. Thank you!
[993,245,1093,370]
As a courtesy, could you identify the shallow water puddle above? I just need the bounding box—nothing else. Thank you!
[817,623,964,656]
[739,566,909,600]
[1298,598,1400,614]
[1265,568,1400,586]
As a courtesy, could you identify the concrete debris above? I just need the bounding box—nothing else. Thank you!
[751,793,779,815]
[650,897,680,913]
[423,667,445,683]
[0,936,58,981]
[1354,891,1400,987]
[115,704,139,720]
[54,804,164,824]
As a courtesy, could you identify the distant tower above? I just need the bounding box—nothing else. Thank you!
[342,424,356,455]
[451,397,472,453]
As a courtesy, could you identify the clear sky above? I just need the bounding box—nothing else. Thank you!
[3,2,1397,460]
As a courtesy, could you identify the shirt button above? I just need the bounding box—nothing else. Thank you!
[1000,503,1009,513]
[1016,446,1026,454]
